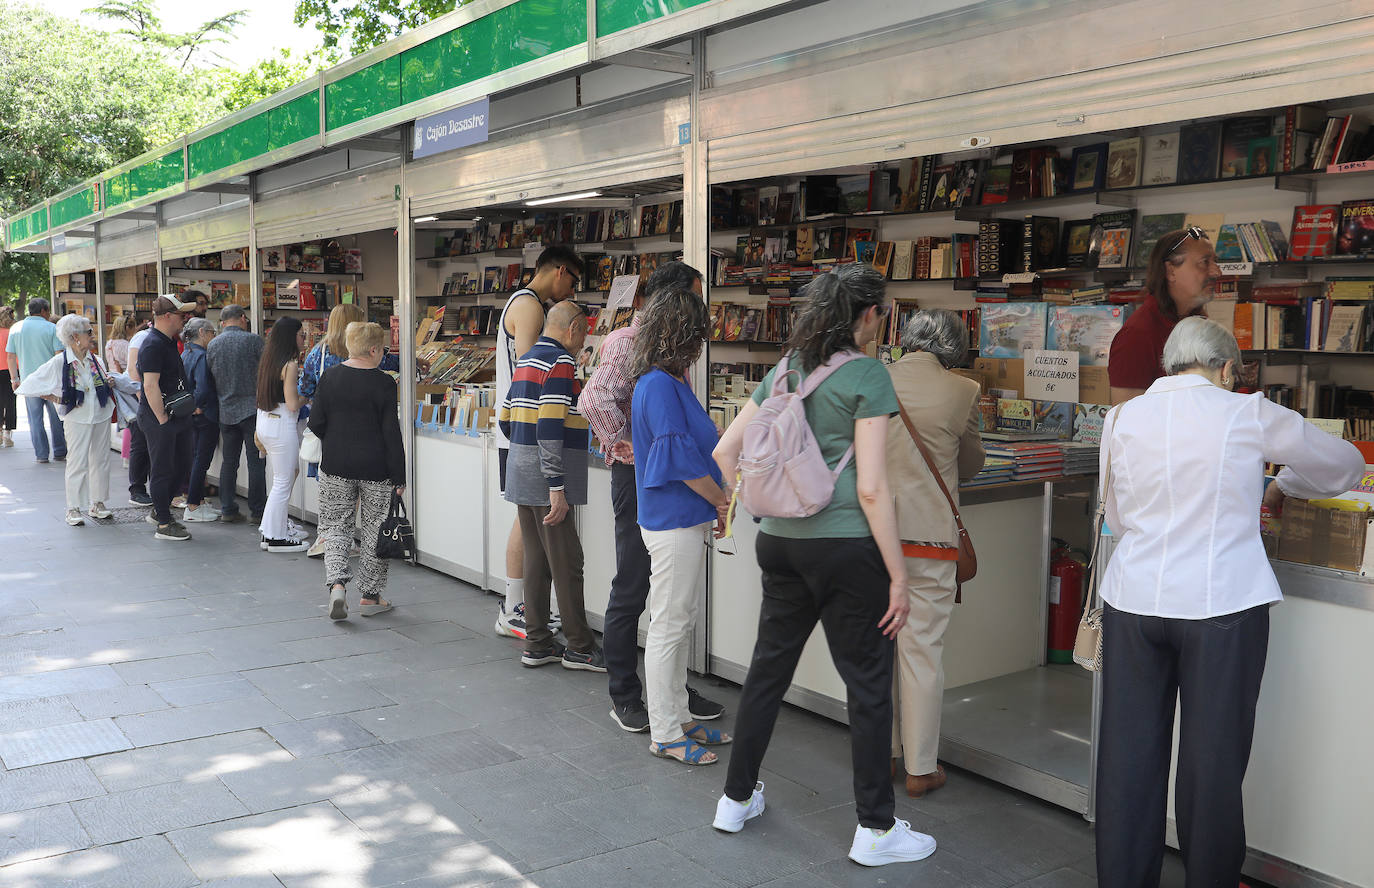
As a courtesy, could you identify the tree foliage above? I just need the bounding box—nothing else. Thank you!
[0,2,227,307]
[293,0,467,58]
[84,0,249,70]
[211,48,325,114]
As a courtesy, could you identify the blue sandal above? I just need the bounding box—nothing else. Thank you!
[684,722,732,746]
[651,738,717,765]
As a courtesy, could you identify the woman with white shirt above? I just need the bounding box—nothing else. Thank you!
[1095,317,1364,888]
[20,315,116,526]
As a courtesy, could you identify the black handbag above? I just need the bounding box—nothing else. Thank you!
[164,380,195,420]
[376,491,415,560]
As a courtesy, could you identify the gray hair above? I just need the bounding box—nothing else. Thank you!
[220,304,247,322]
[183,317,215,344]
[55,313,92,346]
[27,297,49,317]
[900,309,968,369]
[1162,316,1242,375]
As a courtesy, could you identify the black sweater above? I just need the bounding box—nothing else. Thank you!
[307,364,406,484]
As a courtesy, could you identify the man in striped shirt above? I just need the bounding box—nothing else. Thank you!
[498,301,604,672]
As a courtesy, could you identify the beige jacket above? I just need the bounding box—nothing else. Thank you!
[886,351,985,545]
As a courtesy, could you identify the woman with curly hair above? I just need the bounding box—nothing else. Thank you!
[630,285,732,766]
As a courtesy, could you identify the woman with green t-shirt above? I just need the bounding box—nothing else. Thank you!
[709,264,935,867]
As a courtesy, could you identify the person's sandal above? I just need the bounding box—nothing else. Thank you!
[358,594,393,617]
[328,584,348,621]
[683,722,732,746]
[651,738,717,766]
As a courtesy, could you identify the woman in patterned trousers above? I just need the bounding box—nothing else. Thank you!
[306,321,407,620]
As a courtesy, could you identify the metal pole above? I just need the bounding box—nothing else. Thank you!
[154,204,166,295]
[397,133,416,518]
[248,175,262,335]
[93,222,106,356]
[688,31,711,675]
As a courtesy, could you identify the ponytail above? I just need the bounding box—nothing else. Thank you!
[785,263,887,371]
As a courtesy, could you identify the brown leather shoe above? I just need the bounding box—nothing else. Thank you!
[905,766,947,798]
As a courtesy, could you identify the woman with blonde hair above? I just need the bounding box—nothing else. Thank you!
[105,314,133,373]
[0,306,16,447]
[298,303,400,400]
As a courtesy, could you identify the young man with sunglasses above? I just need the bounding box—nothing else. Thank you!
[1108,226,1222,404]
[494,245,584,639]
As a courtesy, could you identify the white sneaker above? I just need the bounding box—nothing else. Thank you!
[65,509,85,527]
[307,537,327,558]
[712,782,765,833]
[495,602,527,639]
[88,502,112,519]
[171,495,188,509]
[847,819,937,866]
[182,503,220,522]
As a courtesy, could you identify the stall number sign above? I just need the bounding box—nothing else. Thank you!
[1024,350,1079,403]
[413,97,490,160]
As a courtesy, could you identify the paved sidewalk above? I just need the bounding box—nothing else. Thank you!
[0,412,1169,888]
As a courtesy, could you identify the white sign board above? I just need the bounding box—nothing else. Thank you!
[1024,349,1080,403]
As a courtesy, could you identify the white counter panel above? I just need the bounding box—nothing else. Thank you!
[414,433,487,586]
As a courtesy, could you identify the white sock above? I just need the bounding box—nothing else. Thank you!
[505,577,524,610]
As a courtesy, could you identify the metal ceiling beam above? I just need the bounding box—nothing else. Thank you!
[191,183,251,195]
[347,138,404,153]
[610,49,694,75]
[120,209,158,221]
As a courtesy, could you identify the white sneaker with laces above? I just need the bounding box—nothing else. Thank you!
[182,503,220,522]
[847,819,936,866]
[88,502,112,520]
[65,509,85,527]
[495,602,527,639]
[712,782,765,833]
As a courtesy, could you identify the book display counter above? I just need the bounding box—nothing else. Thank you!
[16,1,1374,884]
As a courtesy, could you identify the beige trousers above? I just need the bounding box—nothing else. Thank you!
[891,556,958,776]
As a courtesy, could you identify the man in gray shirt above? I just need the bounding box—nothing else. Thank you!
[206,305,266,522]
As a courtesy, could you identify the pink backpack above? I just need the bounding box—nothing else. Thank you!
[738,351,864,519]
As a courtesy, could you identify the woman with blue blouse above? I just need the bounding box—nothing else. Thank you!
[299,303,400,400]
[630,286,732,766]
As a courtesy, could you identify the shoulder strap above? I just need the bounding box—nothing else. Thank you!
[796,350,863,398]
[896,399,967,533]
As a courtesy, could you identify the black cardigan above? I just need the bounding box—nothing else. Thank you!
[307,363,405,484]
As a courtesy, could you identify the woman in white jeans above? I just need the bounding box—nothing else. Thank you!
[629,287,731,766]
[254,317,309,553]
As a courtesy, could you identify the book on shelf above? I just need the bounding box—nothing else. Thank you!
[1214,224,1246,262]
[1336,200,1374,255]
[1177,121,1223,184]
[1105,137,1142,188]
[1133,213,1186,267]
[980,163,1011,204]
[1073,404,1109,445]
[1323,304,1368,352]
[977,219,1019,276]
[979,302,1048,357]
[1140,132,1180,185]
[1183,213,1224,245]
[1069,143,1107,192]
[891,240,914,281]
[1219,116,1273,177]
[1087,209,1137,269]
[1282,104,1327,171]
[1022,215,1060,271]
[1061,219,1093,269]
[1047,304,1129,366]
[758,186,779,226]
[1290,205,1339,258]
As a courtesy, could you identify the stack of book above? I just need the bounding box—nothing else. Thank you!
[1041,283,1106,305]
[963,456,1014,488]
[984,441,1065,481]
[1059,442,1099,476]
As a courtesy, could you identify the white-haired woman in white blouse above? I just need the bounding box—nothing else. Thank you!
[1094,316,1364,888]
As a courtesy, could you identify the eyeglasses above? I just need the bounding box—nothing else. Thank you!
[1163,226,1205,258]
[563,267,581,286]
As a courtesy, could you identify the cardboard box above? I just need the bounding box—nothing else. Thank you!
[1277,499,1374,574]
[973,358,1025,398]
[1079,366,1110,406]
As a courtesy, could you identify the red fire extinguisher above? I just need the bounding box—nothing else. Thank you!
[1048,540,1085,664]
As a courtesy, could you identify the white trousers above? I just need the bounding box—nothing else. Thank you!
[256,406,299,540]
[62,418,110,511]
[642,523,709,744]
[892,556,959,775]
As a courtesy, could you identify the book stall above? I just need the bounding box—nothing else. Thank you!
[10,1,1374,884]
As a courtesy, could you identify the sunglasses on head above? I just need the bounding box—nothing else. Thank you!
[1163,225,1206,258]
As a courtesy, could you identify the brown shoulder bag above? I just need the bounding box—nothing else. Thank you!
[896,401,977,600]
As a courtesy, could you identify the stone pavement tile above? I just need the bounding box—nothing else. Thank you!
[0,696,83,733]
[0,760,106,814]
[218,756,370,814]
[556,776,720,847]
[66,597,203,624]
[798,801,940,853]
[1016,867,1096,888]
[89,730,292,794]
[313,651,415,683]
[429,754,612,810]
[751,871,838,888]
[110,653,229,686]
[920,801,1092,884]
[151,673,260,707]
[330,779,485,844]
[662,817,846,888]
[904,766,1038,825]
[335,837,520,888]
[239,662,336,693]
[255,677,395,721]
[753,730,865,799]
[0,834,199,888]
[167,801,372,883]
[278,628,420,662]
[198,644,308,673]
[71,778,250,845]
[460,708,612,758]
[0,612,67,636]
[347,700,471,744]
[551,733,683,786]
[113,697,291,749]
[0,665,125,703]
[328,729,521,780]
[488,841,734,888]
[0,719,133,769]
[197,877,289,887]
[470,803,624,871]
[674,767,848,821]
[393,620,478,645]
[389,634,520,674]
[64,685,170,720]
[810,846,1013,888]
[0,803,90,867]
[264,715,380,759]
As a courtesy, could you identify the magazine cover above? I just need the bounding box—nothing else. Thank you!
[978,302,1048,358]
[1073,404,1109,444]
[1047,305,1129,366]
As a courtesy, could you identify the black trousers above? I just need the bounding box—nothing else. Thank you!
[1096,602,1270,888]
[128,417,150,495]
[143,412,192,524]
[725,532,896,830]
[186,415,219,505]
[0,369,16,429]
[603,462,655,706]
[219,415,267,519]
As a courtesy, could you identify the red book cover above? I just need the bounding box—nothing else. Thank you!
[1289,205,1338,259]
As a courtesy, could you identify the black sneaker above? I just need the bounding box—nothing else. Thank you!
[688,686,726,721]
[155,521,191,541]
[521,641,567,668]
[562,646,607,673]
[609,700,650,733]
[129,491,153,507]
[219,511,245,524]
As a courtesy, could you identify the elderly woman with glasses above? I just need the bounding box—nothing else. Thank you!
[180,317,220,522]
[883,310,985,799]
[1095,317,1363,887]
[18,314,116,526]
[1108,226,1220,404]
